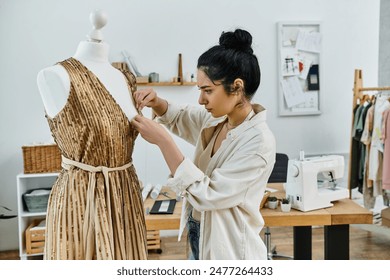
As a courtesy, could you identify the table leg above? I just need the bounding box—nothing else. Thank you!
[324,224,349,260]
[293,226,312,260]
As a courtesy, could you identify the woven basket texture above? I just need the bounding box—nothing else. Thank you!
[22,144,61,173]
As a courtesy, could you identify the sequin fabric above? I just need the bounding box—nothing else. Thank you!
[44,57,147,260]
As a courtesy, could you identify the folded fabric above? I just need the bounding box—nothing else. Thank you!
[31,219,46,231]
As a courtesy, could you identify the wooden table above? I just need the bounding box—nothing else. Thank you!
[143,189,182,252]
[262,183,373,259]
[143,185,373,259]
[144,189,182,231]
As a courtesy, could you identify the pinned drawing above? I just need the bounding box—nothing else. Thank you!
[277,21,322,116]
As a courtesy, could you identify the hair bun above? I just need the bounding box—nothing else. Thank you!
[219,29,253,54]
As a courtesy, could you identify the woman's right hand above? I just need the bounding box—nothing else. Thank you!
[133,88,159,111]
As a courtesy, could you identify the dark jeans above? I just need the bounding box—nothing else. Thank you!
[187,212,200,260]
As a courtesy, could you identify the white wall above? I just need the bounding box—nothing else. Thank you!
[380,0,390,86]
[0,0,380,250]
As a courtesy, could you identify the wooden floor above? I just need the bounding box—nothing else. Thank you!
[149,224,390,260]
[1,224,389,260]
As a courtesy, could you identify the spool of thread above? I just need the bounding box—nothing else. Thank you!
[142,183,153,201]
[150,184,162,200]
[299,150,305,161]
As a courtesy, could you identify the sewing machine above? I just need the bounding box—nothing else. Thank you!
[284,155,349,212]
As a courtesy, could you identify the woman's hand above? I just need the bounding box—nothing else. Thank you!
[133,88,159,111]
[131,115,169,145]
[133,88,168,116]
[132,115,184,175]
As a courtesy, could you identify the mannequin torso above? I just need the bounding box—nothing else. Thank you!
[40,10,148,261]
[37,41,138,121]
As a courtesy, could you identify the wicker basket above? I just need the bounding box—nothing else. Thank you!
[25,219,46,255]
[22,144,61,173]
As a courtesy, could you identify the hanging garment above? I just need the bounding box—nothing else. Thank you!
[368,96,390,195]
[353,102,372,193]
[382,107,390,190]
[361,104,375,208]
[358,103,372,182]
[44,57,148,260]
[350,104,362,190]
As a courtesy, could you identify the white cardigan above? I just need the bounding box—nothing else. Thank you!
[158,103,276,260]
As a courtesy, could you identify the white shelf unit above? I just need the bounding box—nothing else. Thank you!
[16,172,59,260]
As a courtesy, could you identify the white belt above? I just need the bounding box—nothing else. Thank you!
[61,155,133,184]
[61,155,133,259]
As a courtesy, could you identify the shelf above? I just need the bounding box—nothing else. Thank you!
[111,62,197,87]
[19,211,47,218]
[137,82,197,86]
[20,250,43,260]
[17,172,59,260]
[17,172,59,179]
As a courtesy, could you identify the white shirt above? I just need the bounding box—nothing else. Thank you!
[158,103,276,260]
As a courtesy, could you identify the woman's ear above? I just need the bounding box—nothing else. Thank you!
[233,78,244,94]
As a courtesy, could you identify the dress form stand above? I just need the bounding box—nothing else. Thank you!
[37,10,138,121]
[37,10,148,260]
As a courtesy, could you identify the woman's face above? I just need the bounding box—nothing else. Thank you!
[196,69,238,118]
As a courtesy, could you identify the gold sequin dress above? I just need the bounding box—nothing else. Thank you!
[44,57,147,260]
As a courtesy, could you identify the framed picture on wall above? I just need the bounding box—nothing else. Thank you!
[277,21,322,116]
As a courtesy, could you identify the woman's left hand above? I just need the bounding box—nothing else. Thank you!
[132,115,184,175]
[131,115,170,146]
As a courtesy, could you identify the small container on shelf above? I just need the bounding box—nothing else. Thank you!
[22,188,51,212]
[267,196,278,209]
[280,198,292,212]
[136,76,149,84]
[25,219,46,255]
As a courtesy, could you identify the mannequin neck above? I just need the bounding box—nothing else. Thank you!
[73,40,110,63]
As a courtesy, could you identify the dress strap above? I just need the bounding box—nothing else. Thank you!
[114,66,142,116]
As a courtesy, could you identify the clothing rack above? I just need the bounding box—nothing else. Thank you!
[348,69,390,197]
[352,69,390,107]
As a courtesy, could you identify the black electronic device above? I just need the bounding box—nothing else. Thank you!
[149,199,176,214]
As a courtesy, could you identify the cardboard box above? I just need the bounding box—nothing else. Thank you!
[381,207,390,227]
[136,76,149,84]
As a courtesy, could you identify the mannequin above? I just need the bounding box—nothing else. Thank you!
[37,11,138,121]
[36,10,148,260]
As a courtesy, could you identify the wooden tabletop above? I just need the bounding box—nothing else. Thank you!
[262,183,373,227]
[144,188,182,231]
[326,198,373,225]
[143,184,373,231]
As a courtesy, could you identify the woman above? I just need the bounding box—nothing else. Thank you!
[132,29,276,260]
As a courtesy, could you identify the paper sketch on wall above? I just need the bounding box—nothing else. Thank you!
[298,57,312,80]
[295,30,321,53]
[281,48,299,76]
[281,76,306,108]
[278,22,322,116]
[281,25,300,47]
[291,91,319,113]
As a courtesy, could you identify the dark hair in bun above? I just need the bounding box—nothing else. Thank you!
[197,29,260,99]
[219,29,254,54]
